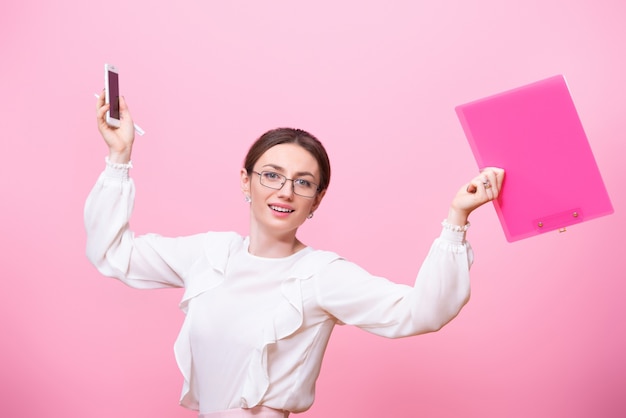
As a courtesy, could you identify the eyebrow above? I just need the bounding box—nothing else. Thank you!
[261,164,316,178]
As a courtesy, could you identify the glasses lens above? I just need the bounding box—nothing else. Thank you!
[259,171,284,189]
[257,171,318,197]
[292,179,317,197]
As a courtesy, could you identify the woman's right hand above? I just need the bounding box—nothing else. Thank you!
[96,91,135,164]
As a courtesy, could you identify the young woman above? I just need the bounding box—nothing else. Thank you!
[86,95,504,418]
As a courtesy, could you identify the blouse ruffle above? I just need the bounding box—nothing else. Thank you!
[173,231,341,410]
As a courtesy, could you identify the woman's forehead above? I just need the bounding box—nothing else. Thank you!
[257,143,320,174]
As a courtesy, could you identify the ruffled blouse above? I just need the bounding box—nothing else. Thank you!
[84,163,474,413]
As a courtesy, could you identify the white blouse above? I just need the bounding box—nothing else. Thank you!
[84,163,474,414]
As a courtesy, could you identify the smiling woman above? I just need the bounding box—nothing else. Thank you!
[240,131,330,257]
[86,95,503,417]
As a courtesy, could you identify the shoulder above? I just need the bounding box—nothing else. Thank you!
[202,231,244,246]
[194,231,245,272]
[289,249,343,279]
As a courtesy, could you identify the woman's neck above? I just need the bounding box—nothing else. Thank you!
[247,227,305,258]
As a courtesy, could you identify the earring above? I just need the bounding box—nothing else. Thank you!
[307,212,314,219]
[244,195,251,203]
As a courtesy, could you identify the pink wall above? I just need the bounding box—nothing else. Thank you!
[2,1,624,417]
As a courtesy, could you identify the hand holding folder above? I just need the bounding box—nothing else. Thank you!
[455,75,613,242]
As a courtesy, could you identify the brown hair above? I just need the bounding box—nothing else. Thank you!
[244,127,331,192]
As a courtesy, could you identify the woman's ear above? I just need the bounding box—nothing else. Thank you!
[311,189,326,212]
[240,168,250,196]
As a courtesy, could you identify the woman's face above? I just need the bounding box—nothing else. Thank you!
[241,143,325,236]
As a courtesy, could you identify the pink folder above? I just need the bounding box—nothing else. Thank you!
[455,75,613,242]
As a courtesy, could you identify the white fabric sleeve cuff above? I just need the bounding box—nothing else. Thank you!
[439,219,469,244]
[103,156,132,180]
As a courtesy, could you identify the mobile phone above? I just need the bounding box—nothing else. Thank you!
[104,63,120,128]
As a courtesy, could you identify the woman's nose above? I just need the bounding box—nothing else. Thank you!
[277,179,295,199]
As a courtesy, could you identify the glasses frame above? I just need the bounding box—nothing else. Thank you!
[252,170,320,198]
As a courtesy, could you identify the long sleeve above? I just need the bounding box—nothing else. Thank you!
[84,163,207,289]
[314,228,473,338]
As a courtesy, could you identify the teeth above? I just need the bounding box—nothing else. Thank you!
[270,205,294,213]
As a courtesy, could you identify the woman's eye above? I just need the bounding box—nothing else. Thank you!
[264,172,280,180]
[295,179,312,188]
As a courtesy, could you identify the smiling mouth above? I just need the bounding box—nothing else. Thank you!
[270,205,294,213]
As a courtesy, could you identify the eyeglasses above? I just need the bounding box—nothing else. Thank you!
[253,171,320,198]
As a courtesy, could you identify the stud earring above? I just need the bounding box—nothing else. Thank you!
[244,195,251,203]
[307,212,314,219]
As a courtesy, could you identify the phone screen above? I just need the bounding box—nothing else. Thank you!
[108,70,120,119]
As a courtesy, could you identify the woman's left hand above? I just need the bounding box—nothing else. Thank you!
[446,167,505,227]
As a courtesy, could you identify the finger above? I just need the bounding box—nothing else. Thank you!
[97,104,110,127]
[466,172,489,194]
[494,167,505,189]
[484,183,495,201]
[96,89,108,124]
[481,171,494,191]
[487,170,499,199]
[467,172,493,204]
[96,88,106,109]
[482,167,504,199]
[491,169,504,200]
[477,174,491,192]
[97,102,110,125]
[466,182,478,194]
[481,175,495,201]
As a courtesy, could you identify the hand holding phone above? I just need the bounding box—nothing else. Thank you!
[98,63,144,135]
[104,63,120,128]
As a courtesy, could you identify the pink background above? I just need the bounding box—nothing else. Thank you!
[1,1,624,417]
